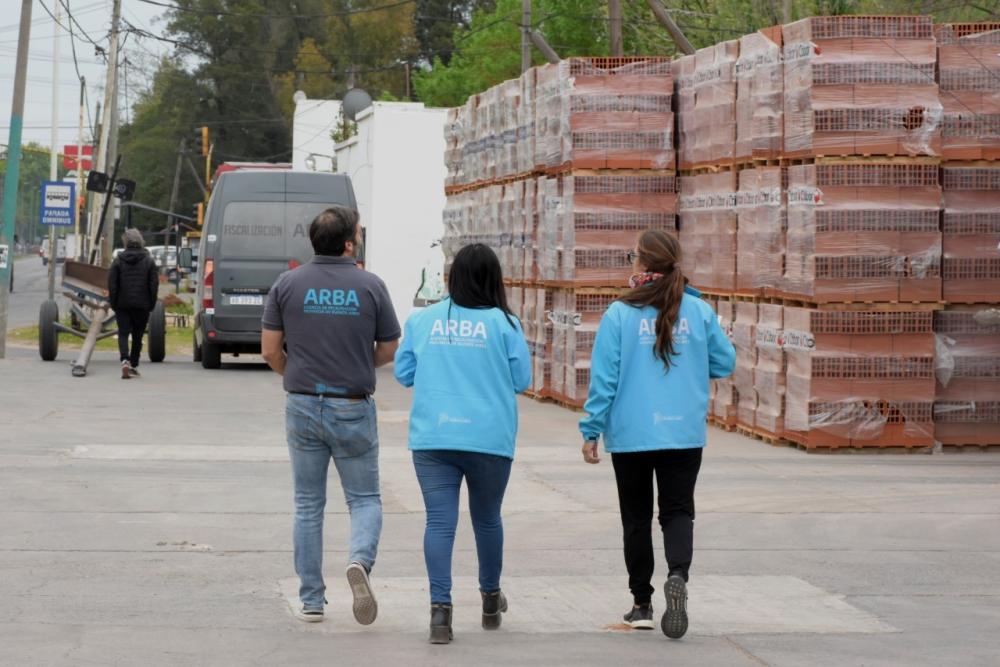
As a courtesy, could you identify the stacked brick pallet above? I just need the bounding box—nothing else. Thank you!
[443,57,677,408]
[441,18,1000,448]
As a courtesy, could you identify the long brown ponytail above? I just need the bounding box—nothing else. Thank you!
[621,230,686,369]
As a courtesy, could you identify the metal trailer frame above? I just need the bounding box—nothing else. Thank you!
[38,259,165,377]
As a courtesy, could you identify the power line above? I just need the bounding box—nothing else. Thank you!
[58,0,103,48]
[136,0,418,19]
[36,0,100,47]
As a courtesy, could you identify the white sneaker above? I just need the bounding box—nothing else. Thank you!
[346,562,378,625]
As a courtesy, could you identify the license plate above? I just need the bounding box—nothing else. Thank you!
[228,294,263,306]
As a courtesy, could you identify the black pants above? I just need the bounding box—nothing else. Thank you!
[115,308,150,367]
[611,447,703,605]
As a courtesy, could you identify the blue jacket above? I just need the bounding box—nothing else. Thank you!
[579,287,736,452]
[394,299,532,459]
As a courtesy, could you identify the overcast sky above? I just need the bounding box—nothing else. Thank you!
[0,0,170,152]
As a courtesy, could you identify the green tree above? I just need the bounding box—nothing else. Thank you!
[414,0,496,65]
[0,143,67,245]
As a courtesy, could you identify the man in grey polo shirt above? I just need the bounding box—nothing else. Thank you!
[261,206,400,625]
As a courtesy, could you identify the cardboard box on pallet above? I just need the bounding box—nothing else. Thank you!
[736,29,784,160]
[941,164,1000,303]
[754,303,786,436]
[783,307,936,448]
[782,161,942,303]
[535,58,675,172]
[783,15,942,158]
[679,171,738,294]
[935,23,1000,161]
[934,309,1000,446]
[675,41,739,169]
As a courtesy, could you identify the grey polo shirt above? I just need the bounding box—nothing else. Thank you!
[261,256,400,395]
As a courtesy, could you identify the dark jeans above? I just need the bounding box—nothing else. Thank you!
[611,447,703,605]
[412,449,512,605]
[115,308,150,367]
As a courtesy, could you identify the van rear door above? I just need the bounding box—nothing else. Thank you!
[212,202,294,333]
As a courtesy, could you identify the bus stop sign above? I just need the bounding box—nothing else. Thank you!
[40,181,76,227]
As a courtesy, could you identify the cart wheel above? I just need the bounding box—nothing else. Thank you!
[192,329,202,363]
[39,300,59,361]
[148,301,166,363]
[200,340,221,369]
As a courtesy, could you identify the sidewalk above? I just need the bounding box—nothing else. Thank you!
[1,350,998,665]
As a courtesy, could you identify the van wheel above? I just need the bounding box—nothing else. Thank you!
[39,300,59,361]
[201,340,221,369]
[192,330,202,363]
[148,302,166,363]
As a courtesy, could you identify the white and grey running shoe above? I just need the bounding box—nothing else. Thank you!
[346,561,378,625]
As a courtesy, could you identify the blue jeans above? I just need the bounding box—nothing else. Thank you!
[286,393,382,610]
[412,449,513,604]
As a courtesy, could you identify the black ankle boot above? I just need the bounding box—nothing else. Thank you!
[481,589,508,630]
[429,603,453,644]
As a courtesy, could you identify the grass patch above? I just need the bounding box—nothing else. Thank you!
[9,319,193,357]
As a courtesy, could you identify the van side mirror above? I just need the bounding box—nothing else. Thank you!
[179,247,193,270]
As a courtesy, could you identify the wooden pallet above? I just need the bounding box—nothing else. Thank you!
[736,424,789,446]
[780,153,941,165]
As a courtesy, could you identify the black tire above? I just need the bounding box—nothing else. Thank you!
[38,300,59,361]
[147,301,166,363]
[200,340,221,369]
[192,329,203,363]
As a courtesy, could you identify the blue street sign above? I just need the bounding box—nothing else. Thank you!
[40,181,76,227]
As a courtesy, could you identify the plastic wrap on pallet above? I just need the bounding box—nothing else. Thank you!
[933,309,1000,446]
[733,302,758,428]
[782,161,942,303]
[935,23,1000,160]
[538,172,677,287]
[783,307,936,447]
[712,299,738,424]
[737,167,786,293]
[679,172,737,293]
[783,16,942,157]
[736,29,784,160]
[941,164,1000,303]
[536,58,675,171]
[754,303,786,435]
[675,41,738,169]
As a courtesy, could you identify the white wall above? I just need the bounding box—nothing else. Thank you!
[336,102,447,325]
[292,98,341,172]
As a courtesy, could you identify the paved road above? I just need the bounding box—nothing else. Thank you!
[1,349,998,665]
[6,256,69,330]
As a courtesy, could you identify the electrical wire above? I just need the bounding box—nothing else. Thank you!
[136,0,418,19]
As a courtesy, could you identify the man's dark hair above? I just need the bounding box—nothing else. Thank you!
[309,206,359,256]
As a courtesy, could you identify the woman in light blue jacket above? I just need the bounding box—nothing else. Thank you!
[579,230,735,639]
[395,243,531,644]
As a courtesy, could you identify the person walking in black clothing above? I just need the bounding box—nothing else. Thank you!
[108,229,159,379]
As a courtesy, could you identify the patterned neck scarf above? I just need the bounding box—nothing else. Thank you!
[628,271,664,289]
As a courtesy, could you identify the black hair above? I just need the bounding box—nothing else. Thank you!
[448,243,516,328]
[309,206,359,256]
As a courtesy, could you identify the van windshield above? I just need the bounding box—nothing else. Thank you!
[220,201,332,261]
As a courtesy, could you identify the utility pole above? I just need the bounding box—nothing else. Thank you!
[0,0,32,359]
[529,30,561,64]
[88,0,121,268]
[521,0,531,72]
[166,138,184,293]
[609,0,623,57]
[645,0,695,55]
[75,77,85,261]
[783,0,793,24]
[46,0,61,301]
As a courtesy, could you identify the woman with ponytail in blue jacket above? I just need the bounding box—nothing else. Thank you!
[579,230,735,639]
[395,244,531,644]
